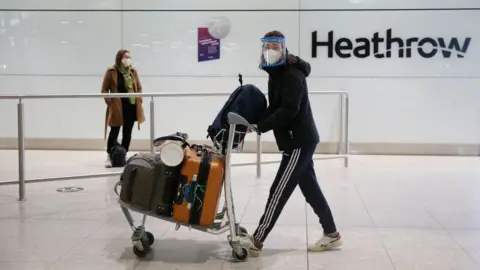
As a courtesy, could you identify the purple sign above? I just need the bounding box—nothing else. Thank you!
[198,27,220,62]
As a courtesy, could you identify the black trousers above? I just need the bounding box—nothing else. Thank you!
[253,144,337,242]
[107,103,136,154]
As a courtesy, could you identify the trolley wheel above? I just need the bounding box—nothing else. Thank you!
[145,231,155,246]
[232,248,248,262]
[133,245,150,258]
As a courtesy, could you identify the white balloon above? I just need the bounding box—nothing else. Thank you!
[207,17,231,40]
[159,141,185,167]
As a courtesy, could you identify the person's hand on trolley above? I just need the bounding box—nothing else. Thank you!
[247,124,259,134]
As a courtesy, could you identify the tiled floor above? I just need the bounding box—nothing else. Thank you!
[0,150,480,270]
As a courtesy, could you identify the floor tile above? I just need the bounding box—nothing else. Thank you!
[368,209,442,229]
[1,152,480,269]
[0,236,78,263]
[377,228,480,268]
[222,225,308,270]
[221,251,307,270]
[58,238,139,264]
[5,219,100,239]
[386,247,479,270]
[136,260,223,270]
[307,226,395,270]
[88,217,172,240]
[133,226,230,270]
[449,229,480,266]
[0,262,50,270]
[47,261,138,270]
[377,227,462,250]
[430,210,480,230]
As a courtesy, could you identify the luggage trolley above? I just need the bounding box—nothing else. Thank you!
[115,113,257,262]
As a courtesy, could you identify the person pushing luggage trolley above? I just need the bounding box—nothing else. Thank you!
[245,30,343,256]
[115,79,268,262]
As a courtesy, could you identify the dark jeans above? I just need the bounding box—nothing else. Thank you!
[107,117,135,154]
[253,144,337,242]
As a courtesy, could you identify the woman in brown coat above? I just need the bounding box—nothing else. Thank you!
[102,49,145,167]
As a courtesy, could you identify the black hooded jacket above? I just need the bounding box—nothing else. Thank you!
[256,55,320,152]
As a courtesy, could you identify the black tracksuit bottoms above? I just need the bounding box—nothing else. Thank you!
[253,144,337,242]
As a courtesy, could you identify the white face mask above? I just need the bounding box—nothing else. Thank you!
[122,58,132,67]
[263,49,282,65]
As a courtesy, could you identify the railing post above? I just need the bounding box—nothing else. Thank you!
[150,97,155,153]
[337,94,344,155]
[344,94,350,168]
[256,134,262,179]
[17,99,26,201]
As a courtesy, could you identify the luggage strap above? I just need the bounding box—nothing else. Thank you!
[114,181,121,196]
[121,167,138,202]
[189,149,212,225]
[153,134,189,148]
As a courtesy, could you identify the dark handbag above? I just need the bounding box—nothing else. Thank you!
[110,143,127,167]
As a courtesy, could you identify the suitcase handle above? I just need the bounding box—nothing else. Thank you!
[153,134,189,148]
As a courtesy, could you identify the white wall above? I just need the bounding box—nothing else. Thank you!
[0,0,479,153]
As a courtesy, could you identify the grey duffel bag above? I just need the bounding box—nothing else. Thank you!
[117,152,183,216]
[119,153,161,210]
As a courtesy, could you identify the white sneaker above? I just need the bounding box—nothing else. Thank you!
[308,233,343,252]
[246,235,263,257]
[104,158,112,168]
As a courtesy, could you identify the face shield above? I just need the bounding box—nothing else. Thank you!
[260,36,286,68]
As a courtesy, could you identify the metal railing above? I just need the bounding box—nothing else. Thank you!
[0,90,350,201]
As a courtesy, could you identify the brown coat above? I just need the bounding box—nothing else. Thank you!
[101,65,145,140]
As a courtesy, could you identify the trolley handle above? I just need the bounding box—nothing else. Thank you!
[227,112,259,133]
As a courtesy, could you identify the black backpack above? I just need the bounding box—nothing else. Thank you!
[110,143,127,167]
[207,74,267,152]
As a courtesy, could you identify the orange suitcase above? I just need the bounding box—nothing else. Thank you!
[173,146,224,227]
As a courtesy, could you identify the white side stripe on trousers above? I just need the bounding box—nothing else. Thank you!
[255,148,301,240]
